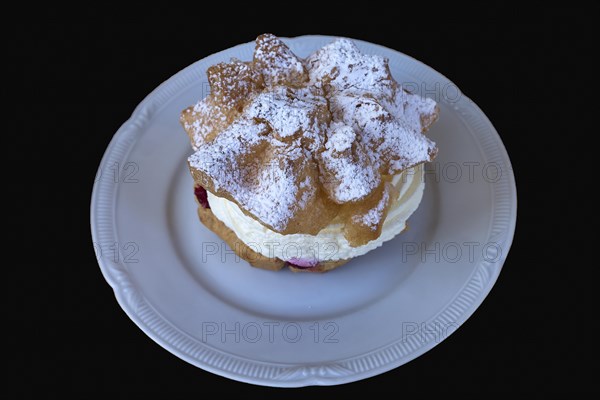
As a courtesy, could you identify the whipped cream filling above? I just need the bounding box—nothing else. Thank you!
[207,165,425,263]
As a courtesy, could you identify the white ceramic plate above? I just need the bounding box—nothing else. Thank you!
[91,36,516,387]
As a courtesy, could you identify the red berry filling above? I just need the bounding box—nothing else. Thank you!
[194,186,210,209]
[287,258,318,269]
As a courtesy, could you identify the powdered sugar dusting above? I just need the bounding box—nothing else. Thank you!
[306,39,394,101]
[245,86,326,149]
[250,153,315,230]
[254,34,307,87]
[189,116,316,231]
[181,60,263,150]
[183,99,227,150]
[319,122,380,203]
[182,35,439,236]
[188,117,268,191]
[386,89,439,132]
[332,94,436,174]
[353,185,390,230]
[327,123,354,152]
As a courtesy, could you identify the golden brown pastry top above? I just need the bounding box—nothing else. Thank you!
[181,34,439,246]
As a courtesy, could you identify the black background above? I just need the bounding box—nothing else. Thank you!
[13,5,595,395]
